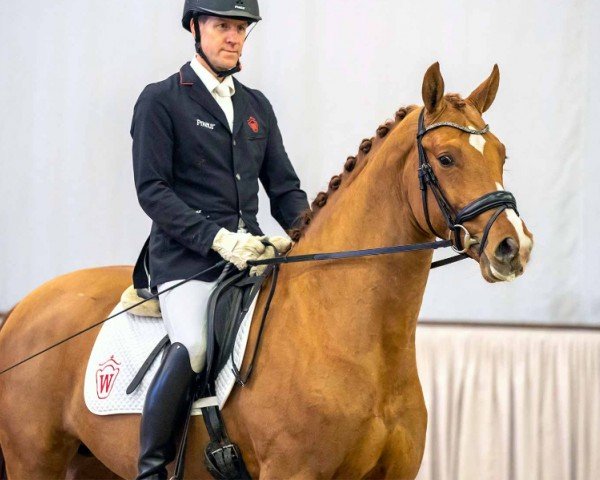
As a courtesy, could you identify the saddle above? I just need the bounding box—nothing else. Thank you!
[126,267,275,480]
[205,269,265,384]
[126,268,267,395]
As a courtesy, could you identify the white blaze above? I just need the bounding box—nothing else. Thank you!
[495,182,533,253]
[469,125,486,154]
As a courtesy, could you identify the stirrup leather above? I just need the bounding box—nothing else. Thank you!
[201,405,251,480]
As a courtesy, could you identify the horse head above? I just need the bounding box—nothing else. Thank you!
[402,62,533,283]
[289,62,532,283]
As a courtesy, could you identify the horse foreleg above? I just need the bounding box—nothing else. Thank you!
[375,422,426,480]
[65,452,124,480]
[1,434,80,480]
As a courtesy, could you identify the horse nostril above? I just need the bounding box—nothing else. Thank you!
[494,237,519,263]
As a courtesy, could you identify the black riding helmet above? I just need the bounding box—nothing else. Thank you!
[182,0,261,78]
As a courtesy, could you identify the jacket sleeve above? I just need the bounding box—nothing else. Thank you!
[131,86,221,256]
[258,96,310,231]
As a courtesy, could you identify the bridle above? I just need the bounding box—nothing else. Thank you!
[416,108,519,256]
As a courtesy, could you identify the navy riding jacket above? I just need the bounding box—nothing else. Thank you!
[131,62,309,288]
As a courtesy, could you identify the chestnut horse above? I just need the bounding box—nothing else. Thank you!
[0,63,533,479]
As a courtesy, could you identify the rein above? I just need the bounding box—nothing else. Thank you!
[248,238,465,268]
[0,239,464,376]
[0,108,518,376]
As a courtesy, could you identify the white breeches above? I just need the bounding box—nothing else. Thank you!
[157,279,219,373]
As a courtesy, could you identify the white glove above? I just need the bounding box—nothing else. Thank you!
[211,228,266,270]
[249,236,293,276]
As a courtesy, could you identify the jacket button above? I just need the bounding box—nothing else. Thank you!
[233,140,237,146]
[236,173,241,181]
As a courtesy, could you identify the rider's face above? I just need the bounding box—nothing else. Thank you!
[192,16,249,73]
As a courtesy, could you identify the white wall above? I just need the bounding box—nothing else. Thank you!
[1,0,598,325]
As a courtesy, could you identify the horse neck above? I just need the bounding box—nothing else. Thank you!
[289,117,433,351]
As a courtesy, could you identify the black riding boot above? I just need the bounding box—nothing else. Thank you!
[137,342,197,480]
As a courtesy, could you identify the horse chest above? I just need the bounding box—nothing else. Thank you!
[337,387,427,476]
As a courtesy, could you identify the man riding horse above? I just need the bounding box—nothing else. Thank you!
[131,0,309,477]
[0,5,534,475]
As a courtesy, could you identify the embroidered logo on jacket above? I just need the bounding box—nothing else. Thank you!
[197,119,216,130]
[247,117,259,133]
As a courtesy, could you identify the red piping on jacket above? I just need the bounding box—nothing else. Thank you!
[179,69,194,86]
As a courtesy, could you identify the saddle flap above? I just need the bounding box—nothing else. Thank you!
[205,270,268,386]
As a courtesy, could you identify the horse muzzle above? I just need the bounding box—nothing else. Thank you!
[478,226,534,283]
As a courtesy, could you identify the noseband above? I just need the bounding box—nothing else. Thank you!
[416,109,519,255]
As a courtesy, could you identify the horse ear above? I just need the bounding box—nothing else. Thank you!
[467,64,500,114]
[422,62,445,114]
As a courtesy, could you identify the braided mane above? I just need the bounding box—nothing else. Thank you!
[288,93,469,241]
[288,104,418,241]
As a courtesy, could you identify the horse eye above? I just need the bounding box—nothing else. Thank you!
[438,155,454,167]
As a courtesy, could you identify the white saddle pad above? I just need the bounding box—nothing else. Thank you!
[84,296,258,416]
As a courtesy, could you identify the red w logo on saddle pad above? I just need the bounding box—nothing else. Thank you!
[247,116,259,133]
[96,355,121,399]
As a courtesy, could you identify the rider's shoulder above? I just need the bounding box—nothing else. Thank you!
[136,72,181,105]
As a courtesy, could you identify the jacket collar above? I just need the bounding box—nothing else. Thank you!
[179,62,229,132]
[179,62,249,137]
[190,56,235,98]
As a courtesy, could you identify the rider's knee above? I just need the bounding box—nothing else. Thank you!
[185,339,207,373]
